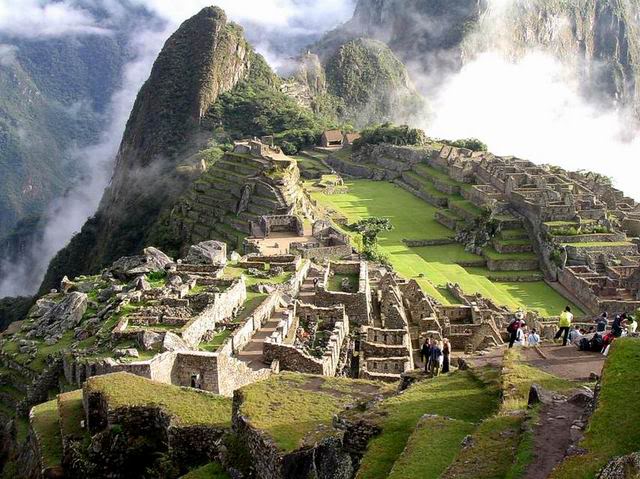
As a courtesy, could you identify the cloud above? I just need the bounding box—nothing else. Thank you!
[0,0,110,38]
[426,50,640,200]
[0,43,16,65]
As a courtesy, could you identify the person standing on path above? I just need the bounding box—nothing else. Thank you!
[555,306,573,346]
[442,338,451,374]
[430,341,443,377]
[421,337,432,373]
[508,311,525,348]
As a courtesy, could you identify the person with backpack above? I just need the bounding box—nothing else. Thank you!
[555,306,573,346]
[596,312,608,333]
[611,313,628,338]
[507,311,525,348]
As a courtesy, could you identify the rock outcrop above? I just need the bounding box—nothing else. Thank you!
[40,7,257,293]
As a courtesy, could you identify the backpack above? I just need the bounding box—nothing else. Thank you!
[590,334,604,352]
[507,320,518,334]
[578,337,590,351]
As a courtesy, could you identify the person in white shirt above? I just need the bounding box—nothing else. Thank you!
[628,316,638,335]
[528,329,541,347]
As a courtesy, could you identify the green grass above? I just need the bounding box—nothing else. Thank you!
[85,372,231,427]
[502,349,583,411]
[58,390,85,439]
[561,241,634,248]
[238,372,393,453]
[551,338,640,479]
[328,272,359,292]
[483,246,537,261]
[235,292,268,323]
[387,416,476,479]
[414,164,465,187]
[356,369,500,479]
[440,414,526,479]
[181,462,230,479]
[31,399,63,468]
[312,180,582,316]
[199,329,231,352]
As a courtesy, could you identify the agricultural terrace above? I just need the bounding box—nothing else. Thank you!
[311,180,581,317]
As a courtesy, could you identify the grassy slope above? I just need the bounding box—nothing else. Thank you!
[313,180,580,316]
[85,372,231,427]
[356,369,500,479]
[238,372,394,453]
[181,462,230,479]
[31,399,63,469]
[551,338,640,479]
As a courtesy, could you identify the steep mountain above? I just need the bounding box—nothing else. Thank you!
[39,7,291,293]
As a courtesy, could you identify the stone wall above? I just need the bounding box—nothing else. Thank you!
[180,278,247,346]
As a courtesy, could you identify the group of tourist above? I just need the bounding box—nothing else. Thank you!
[420,337,451,376]
[507,304,639,354]
[506,311,541,348]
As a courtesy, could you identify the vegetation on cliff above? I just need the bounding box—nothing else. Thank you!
[353,123,427,149]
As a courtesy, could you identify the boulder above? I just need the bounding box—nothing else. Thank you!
[114,348,139,359]
[34,292,88,338]
[597,452,640,478]
[60,276,75,293]
[130,276,151,291]
[229,251,241,262]
[98,284,124,302]
[183,240,227,265]
[109,247,172,280]
[162,332,189,352]
[528,384,555,406]
[28,298,56,319]
[139,331,163,351]
[567,389,594,407]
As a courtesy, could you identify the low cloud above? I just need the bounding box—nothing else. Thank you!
[0,43,16,65]
[0,0,110,38]
[425,51,640,200]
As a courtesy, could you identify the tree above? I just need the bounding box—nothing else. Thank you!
[351,217,394,247]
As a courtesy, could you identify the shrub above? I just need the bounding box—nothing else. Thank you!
[353,123,427,150]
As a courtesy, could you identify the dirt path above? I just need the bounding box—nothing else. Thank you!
[523,400,584,479]
[521,344,605,381]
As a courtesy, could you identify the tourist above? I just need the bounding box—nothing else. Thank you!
[431,341,444,377]
[514,326,525,347]
[596,312,608,333]
[611,313,628,338]
[507,311,525,348]
[528,329,541,347]
[555,306,573,346]
[421,338,432,372]
[568,326,582,343]
[628,315,638,335]
[442,338,451,374]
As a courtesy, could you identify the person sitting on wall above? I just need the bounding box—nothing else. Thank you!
[611,313,628,338]
[596,312,608,333]
[555,306,573,346]
[627,315,638,335]
[527,329,541,347]
[568,325,582,344]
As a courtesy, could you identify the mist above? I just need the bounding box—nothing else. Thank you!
[0,0,356,298]
[420,0,640,201]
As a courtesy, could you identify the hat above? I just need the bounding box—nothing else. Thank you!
[515,311,524,320]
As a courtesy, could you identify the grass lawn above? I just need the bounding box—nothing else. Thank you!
[387,416,475,479]
[85,372,231,427]
[235,292,268,323]
[199,329,232,352]
[551,338,640,479]
[312,180,581,316]
[31,399,63,469]
[440,414,526,479]
[356,369,500,479]
[328,272,359,292]
[57,390,85,439]
[181,462,230,479]
[237,372,394,453]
